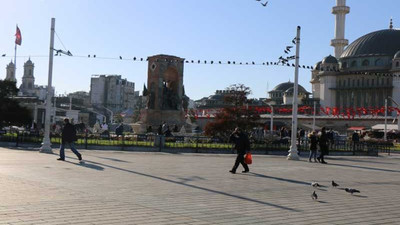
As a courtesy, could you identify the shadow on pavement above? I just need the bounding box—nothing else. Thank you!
[329,157,396,165]
[327,163,400,173]
[94,156,131,163]
[249,172,312,186]
[79,159,300,212]
[63,158,104,171]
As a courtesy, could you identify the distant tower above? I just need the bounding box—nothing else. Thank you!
[20,58,35,96]
[331,0,350,58]
[5,61,16,82]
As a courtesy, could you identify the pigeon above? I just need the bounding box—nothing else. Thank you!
[255,0,261,1]
[261,1,268,7]
[332,180,339,187]
[311,182,320,188]
[1,54,6,57]
[345,188,360,195]
[311,191,318,200]
[286,46,293,51]
[88,55,90,58]
[292,38,296,44]
[284,50,289,54]
[119,56,122,60]
[93,55,96,58]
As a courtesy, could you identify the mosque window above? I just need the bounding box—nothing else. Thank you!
[367,79,369,86]
[29,69,32,76]
[342,62,347,69]
[362,60,369,66]
[343,80,346,87]
[372,79,375,86]
[339,80,342,87]
[362,78,365,86]
[357,79,360,87]
[396,62,400,67]
[348,78,351,87]
[387,78,390,85]
[352,79,355,87]
[375,58,383,66]
[351,61,357,67]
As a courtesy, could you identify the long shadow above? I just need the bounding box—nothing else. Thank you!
[94,156,131,163]
[249,172,312,186]
[80,159,299,212]
[64,157,105,171]
[329,157,396,165]
[327,163,400,173]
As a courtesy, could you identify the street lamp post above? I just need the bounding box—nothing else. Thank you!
[267,103,274,134]
[40,18,55,153]
[287,26,301,160]
[384,98,387,141]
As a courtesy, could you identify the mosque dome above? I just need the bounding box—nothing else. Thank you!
[341,29,400,59]
[322,55,338,64]
[394,50,400,59]
[270,81,309,94]
[314,61,322,70]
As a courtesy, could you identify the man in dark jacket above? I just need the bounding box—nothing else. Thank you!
[229,127,250,174]
[57,118,82,161]
[317,127,329,164]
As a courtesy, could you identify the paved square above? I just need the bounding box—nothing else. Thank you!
[0,147,399,224]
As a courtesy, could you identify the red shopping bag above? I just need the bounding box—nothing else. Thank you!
[244,153,252,164]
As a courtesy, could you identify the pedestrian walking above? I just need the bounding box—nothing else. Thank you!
[352,131,360,154]
[308,131,318,162]
[229,127,250,174]
[57,118,82,161]
[317,127,329,164]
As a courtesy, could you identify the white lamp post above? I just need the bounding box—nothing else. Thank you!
[267,103,274,134]
[40,18,55,153]
[287,26,301,160]
[103,106,114,124]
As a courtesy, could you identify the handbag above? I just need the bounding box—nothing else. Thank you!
[244,153,252,165]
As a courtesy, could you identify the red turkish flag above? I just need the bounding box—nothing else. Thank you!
[15,26,22,45]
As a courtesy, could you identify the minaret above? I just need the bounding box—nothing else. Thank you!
[5,61,16,82]
[20,58,35,95]
[331,0,350,58]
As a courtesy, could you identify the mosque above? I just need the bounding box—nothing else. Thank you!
[311,0,400,110]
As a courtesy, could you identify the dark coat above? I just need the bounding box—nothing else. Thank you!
[62,123,77,143]
[319,131,329,154]
[116,125,124,136]
[309,135,318,151]
[230,131,250,155]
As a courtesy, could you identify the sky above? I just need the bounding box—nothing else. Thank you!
[0,0,399,100]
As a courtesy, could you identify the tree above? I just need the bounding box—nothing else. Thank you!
[204,84,260,139]
[0,80,32,129]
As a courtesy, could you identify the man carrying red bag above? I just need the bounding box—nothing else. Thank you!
[229,127,250,174]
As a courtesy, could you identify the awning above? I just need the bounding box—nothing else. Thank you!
[347,127,366,131]
[371,124,399,131]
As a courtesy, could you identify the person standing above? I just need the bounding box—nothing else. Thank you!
[57,118,82,161]
[352,131,360,155]
[317,127,329,164]
[229,127,250,174]
[308,131,318,162]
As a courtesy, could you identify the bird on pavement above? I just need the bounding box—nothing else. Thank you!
[332,180,339,187]
[311,191,318,200]
[345,188,360,195]
[311,182,320,188]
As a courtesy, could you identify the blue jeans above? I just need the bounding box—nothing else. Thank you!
[309,150,317,161]
[59,142,81,159]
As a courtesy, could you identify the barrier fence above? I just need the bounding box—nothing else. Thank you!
[0,130,397,155]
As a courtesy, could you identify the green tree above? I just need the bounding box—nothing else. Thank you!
[0,80,32,129]
[204,84,260,139]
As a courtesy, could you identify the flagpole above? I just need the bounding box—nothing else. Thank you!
[13,25,17,83]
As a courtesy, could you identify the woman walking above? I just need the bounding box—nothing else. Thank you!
[308,131,318,162]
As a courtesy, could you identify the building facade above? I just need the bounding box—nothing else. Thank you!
[90,75,135,112]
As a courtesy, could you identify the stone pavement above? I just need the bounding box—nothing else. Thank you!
[0,147,399,225]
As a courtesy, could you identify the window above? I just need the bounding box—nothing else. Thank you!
[367,79,369,86]
[348,78,351,87]
[342,62,347,69]
[357,80,360,87]
[29,69,32,76]
[351,61,357,67]
[372,79,375,86]
[387,78,390,85]
[396,62,400,67]
[362,78,365,86]
[339,80,342,87]
[375,58,384,66]
[352,79,355,87]
[362,59,370,66]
